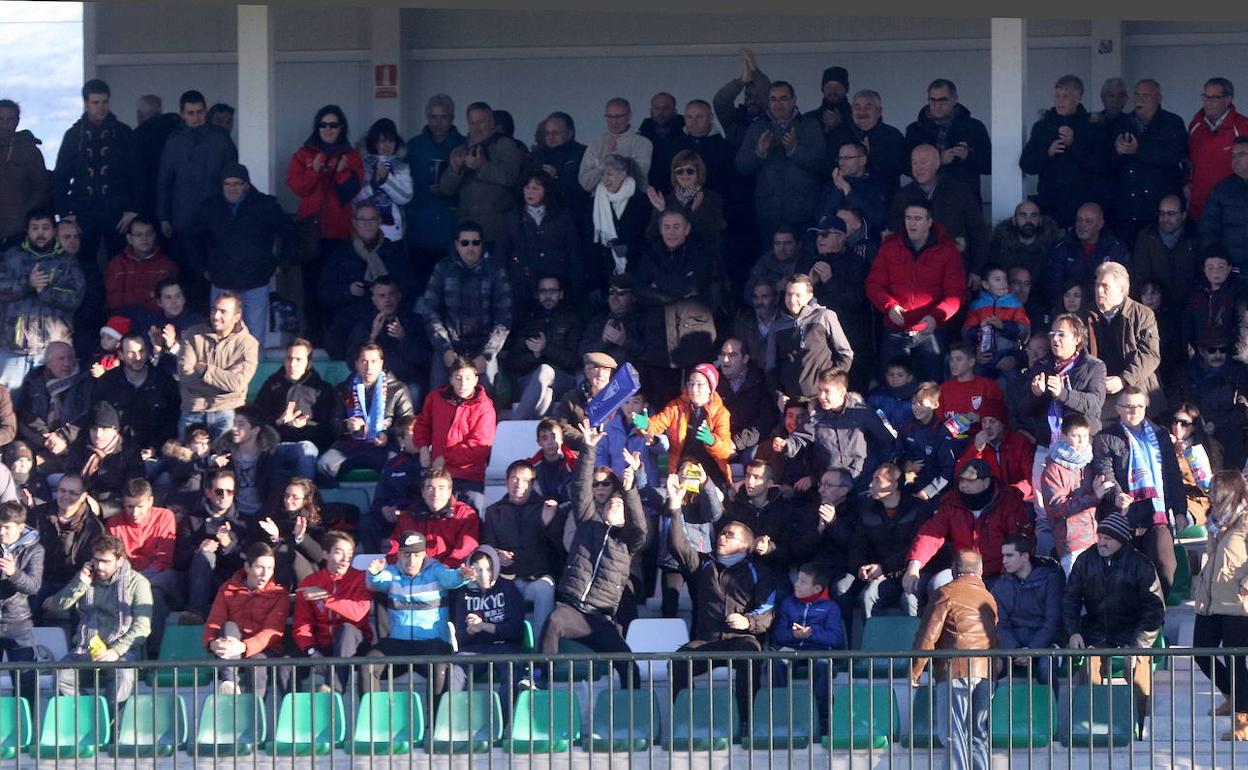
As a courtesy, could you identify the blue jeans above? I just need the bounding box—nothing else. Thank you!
[179,409,235,441]
[878,328,947,382]
[936,677,991,770]
[212,283,269,346]
[275,441,319,480]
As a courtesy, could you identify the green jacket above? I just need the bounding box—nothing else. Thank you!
[51,561,152,657]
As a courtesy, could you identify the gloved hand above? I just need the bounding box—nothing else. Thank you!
[732,427,760,451]
[696,420,715,447]
[631,410,650,431]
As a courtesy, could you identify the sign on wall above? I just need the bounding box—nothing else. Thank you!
[375,64,398,99]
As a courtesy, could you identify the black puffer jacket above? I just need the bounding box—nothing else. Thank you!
[496,206,584,307]
[716,363,778,449]
[556,446,647,615]
[34,504,103,586]
[93,365,180,452]
[1091,421,1187,530]
[1019,104,1107,228]
[1062,544,1165,648]
[253,367,336,450]
[1200,174,1248,270]
[904,103,993,201]
[186,187,293,291]
[1013,353,1107,447]
[0,526,42,631]
[482,493,563,581]
[781,396,894,487]
[849,495,929,577]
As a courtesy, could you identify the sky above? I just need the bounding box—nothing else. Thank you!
[0,2,83,165]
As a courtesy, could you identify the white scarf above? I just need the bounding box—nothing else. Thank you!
[592,176,637,247]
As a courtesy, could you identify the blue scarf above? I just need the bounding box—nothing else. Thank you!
[1048,436,1092,470]
[1124,421,1168,525]
[349,374,388,441]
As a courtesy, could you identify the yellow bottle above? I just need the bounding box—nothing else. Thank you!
[87,634,108,661]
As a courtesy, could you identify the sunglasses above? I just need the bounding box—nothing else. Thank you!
[458,238,482,247]
[1171,418,1193,427]
[1205,346,1230,354]
[212,488,236,496]
[674,166,697,175]
[318,121,341,129]
[592,480,614,488]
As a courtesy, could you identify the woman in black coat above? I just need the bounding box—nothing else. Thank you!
[494,169,582,316]
[251,476,326,589]
[588,154,650,299]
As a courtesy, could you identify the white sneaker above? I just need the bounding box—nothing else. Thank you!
[217,680,237,695]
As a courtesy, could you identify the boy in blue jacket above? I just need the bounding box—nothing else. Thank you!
[772,562,845,723]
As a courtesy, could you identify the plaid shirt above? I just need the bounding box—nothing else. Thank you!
[423,253,512,358]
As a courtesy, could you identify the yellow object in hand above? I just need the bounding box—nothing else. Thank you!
[87,634,108,661]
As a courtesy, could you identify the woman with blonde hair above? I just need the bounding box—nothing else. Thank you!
[645,150,725,259]
[1192,469,1248,739]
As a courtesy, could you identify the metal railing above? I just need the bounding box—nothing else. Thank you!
[0,645,1242,767]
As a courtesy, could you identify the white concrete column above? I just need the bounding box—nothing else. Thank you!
[237,4,275,193]
[82,2,97,81]
[1089,20,1124,103]
[370,7,403,125]
[990,18,1027,223]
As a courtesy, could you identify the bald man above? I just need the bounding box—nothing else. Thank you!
[887,144,989,281]
[1041,201,1130,306]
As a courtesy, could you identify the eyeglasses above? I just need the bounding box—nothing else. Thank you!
[354,217,380,224]
[1201,93,1230,101]
[1205,346,1230,354]
[211,488,236,496]
[317,121,341,129]
[674,166,697,175]
[592,480,614,488]
[607,289,632,297]
[55,487,84,496]
[1047,330,1071,339]
[837,155,865,162]
[1118,403,1147,412]
[457,239,482,247]
[604,113,629,119]
[1172,418,1193,427]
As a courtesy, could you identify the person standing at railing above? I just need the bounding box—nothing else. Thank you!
[910,549,999,770]
[1062,512,1166,741]
[1191,470,1248,741]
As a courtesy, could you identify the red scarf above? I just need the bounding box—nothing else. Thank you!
[797,587,830,604]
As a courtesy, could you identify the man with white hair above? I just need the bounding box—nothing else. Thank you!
[1084,262,1164,423]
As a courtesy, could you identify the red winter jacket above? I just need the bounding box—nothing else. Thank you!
[866,227,966,332]
[1188,105,1248,221]
[388,498,481,567]
[956,430,1037,500]
[106,506,176,572]
[285,144,365,240]
[906,485,1033,577]
[411,385,496,484]
[203,569,290,657]
[291,566,373,652]
[103,247,178,313]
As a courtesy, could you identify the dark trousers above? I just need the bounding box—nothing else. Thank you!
[539,603,639,687]
[304,624,370,692]
[0,626,37,696]
[1134,525,1177,599]
[1194,613,1248,713]
[363,637,453,705]
[670,637,762,724]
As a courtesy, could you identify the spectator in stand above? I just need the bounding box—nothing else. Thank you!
[93,333,179,457]
[744,225,800,304]
[1200,136,1248,272]
[674,99,735,196]
[51,534,151,703]
[713,48,771,148]
[733,279,781,367]
[828,89,908,199]
[209,405,289,520]
[248,477,325,599]
[866,200,965,382]
[868,357,919,432]
[146,277,204,375]
[640,92,686,193]
[1086,262,1164,424]
[176,292,258,439]
[1168,403,1220,531]
[579,98,653,193]
[286,105,364,341]
[903,458,1033,594]
[659,464,726,618]
[509,275,582,420]
[317,343,414,483]
[1064,513,1165,740]
[450,546,527,692]
[66,402,142,514]
[716,337,777,462]
[319,204,416,358]
[848,463,926,621]
[992,535,1065,684]
[898,381,958,502]
[423,221,512,390]
[0,501,43,695]
[412,355,495,512]
[735,80,826,241]
[1175,333,1248,469]
[291,530,373,693]
[814,141,887,231]
[962,263,1029,377]
[105,478,178,650]
[132,95,178,220]
[482,460,561,634]
[1019,75,1107,229]
[1040,414,1102,573]
[587,154,650,293]
[1133,195,1198,311]
[940,341,1004,441]
[406,94,465,290]
[771,561,844,722]
[15,340,91,472]
[1188,78,1248,221]
[1043,202,1130,307]
[360,416,419,553]
[552,352,617,452]
[910,550,999,770]
[354,118,414,244]
[1192,470,1248,740]
[888,143,989,277]
[1107,79,1187,244]
[990,200,1060,278]
[435,102,524,244]
[253,339,336,480]
[177,469,245,624]
[904,79,992,203]
[496,170,583,315]
[388,468,479,569]
[633,363,733,490]
[204,541,290,697]
[798,213,876,391]
[644,150,727,274]
[0,99,50,248]
[2,442,40,508]
[726,459,790,575]
[343,276,430,401]
[530,112,589,239]
[529,419,576,504]
[52,79,143,264]
[1182,247,1247,354]
[32,473,104,620]
[103,216,177,316]
[1092,388,1186,597]
[956,398,1036,501]
[579,274,645,364]
[767,272,854,402]
[0,211,85,391]
[207,103,234,133]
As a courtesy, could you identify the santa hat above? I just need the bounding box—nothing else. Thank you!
[100,315,132,341]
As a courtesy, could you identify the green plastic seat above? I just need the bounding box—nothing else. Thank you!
[430,690,504,754]
[666,686,738,751]
[990,682,1055,748]
[339,468,380,483]
[245,361,283,401]
[1167,542,1193,606]
[586,688,658,753]
[314,359,351,387]
[267,691,346,756]
[194,693,266,756]
[1060,683,1134,748]
[1176,523,1207,540]
[352,691,424,754]
[906,684,943,749]
[144,624,212,687]
[823,684,897,750]
[745,685,819,750]
[523,619,535,652]
[107,693,188,758]
[34,695,110,758]
[507,688,582,753]
[852,616,920,677]
[0,696,31,759]
[550,638,595,682]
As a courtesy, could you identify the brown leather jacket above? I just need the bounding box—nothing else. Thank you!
[911,574,1000,682]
